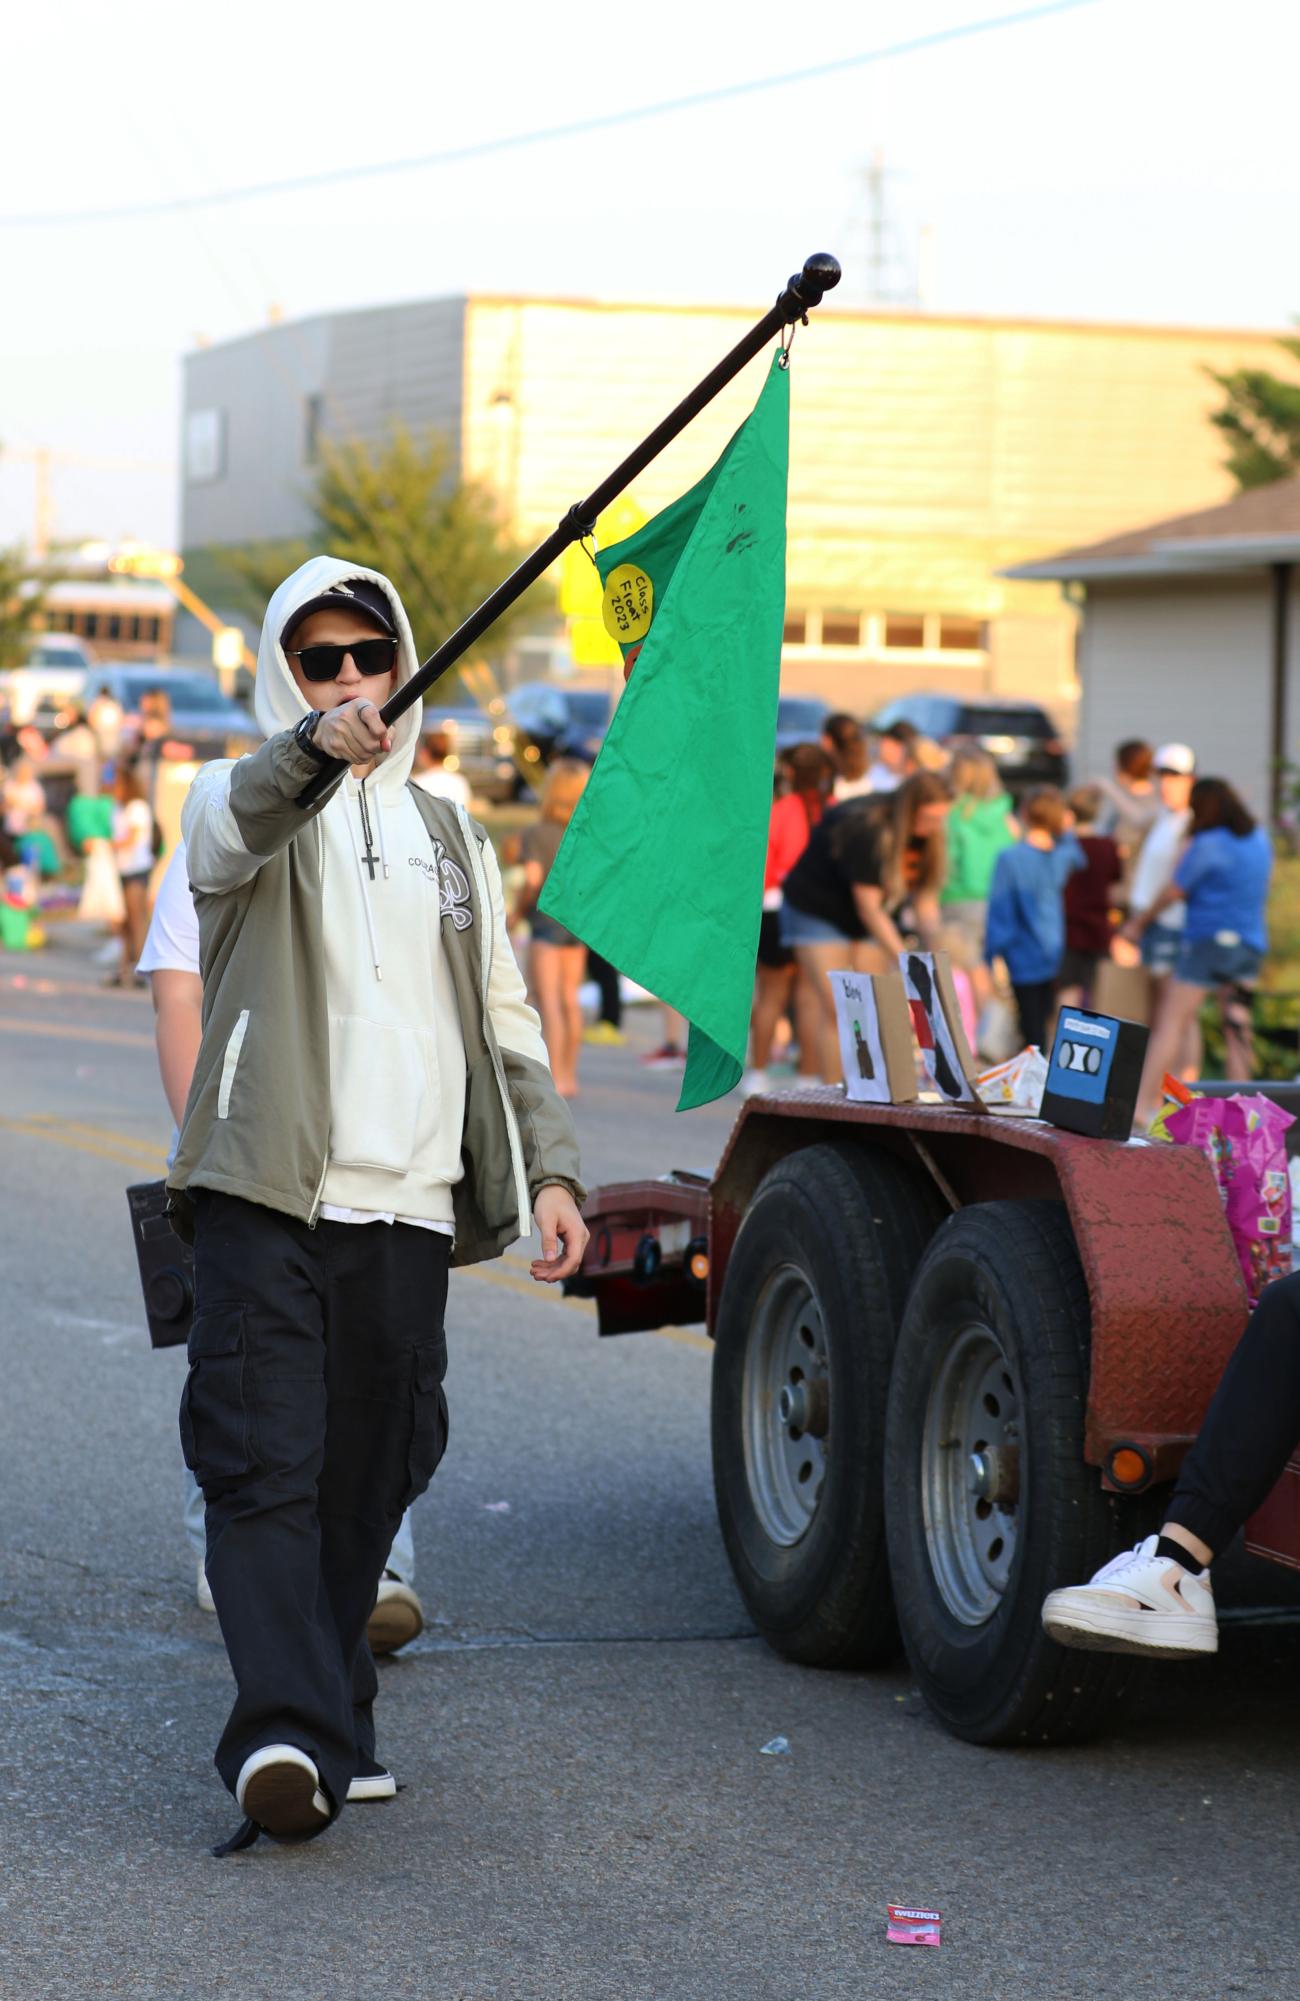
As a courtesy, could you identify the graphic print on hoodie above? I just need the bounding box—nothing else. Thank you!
[249,557,467,1231]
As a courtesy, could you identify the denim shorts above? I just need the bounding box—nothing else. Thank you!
[1141,919,1184,977]
[779,902,855,949]
[1176,934,1263,989]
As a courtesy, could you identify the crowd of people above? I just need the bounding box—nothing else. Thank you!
[743,718,1274,1128]
[1,684,163,983]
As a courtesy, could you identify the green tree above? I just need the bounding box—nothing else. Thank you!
[0,544,43,671]
[1209,334,1300,489]
[216,425,548,685]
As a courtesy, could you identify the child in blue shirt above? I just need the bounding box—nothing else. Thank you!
[985,787,1085,1050]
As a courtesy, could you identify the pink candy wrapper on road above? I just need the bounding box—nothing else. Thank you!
[1165,1094,1294,1306]
[886,1904,942,1947]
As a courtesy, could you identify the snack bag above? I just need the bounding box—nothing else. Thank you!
[886,1905,942,1948]
[1166,1095,1294,1305]
[975,1046,1049,1112]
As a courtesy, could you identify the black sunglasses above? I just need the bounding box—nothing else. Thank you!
[286,636,397,683]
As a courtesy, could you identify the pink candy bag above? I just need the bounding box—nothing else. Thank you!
[1165,1095,1294,1306]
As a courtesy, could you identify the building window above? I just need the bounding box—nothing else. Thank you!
[821,612,861,647]
[81,612,99,639]
[782,612,807,644]
[142,617,160,645]
[129,616,142,642]
[938,616,984,651]
[884,614,925,649]
[106,614,122,641]
[303,393,324,465]
[186,407,226,483]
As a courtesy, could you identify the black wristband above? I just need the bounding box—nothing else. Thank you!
[294,711,333,765]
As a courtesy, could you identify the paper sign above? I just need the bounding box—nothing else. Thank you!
[830,970,916,1103]
[899,951,984,1109]
[601,562,654,643]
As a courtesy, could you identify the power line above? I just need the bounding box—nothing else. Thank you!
[0,0,1099,230]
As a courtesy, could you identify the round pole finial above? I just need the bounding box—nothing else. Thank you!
[802,253,841,296]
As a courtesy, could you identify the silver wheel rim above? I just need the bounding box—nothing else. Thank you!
[742,1264,830,1546]
[921,1323,1023,1625]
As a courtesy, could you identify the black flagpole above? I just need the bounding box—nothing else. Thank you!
[296,252,841,809]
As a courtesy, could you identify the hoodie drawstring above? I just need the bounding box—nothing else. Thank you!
[349,779,384,982]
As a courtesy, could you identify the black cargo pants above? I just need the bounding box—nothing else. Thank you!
[181,1189,450,1815]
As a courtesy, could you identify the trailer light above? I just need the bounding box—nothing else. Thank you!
[1107,1444,1153,1490]
[688,1243,710,1284]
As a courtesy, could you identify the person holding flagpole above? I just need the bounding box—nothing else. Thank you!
[169,557,586,1851]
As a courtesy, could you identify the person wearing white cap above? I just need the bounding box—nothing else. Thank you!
[1120,743,1197,1075]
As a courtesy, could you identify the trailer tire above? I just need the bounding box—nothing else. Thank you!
[711,1142,944,1668]
[884,1199,1140,1745]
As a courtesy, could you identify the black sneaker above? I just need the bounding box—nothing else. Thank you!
[347,1754,398,1802]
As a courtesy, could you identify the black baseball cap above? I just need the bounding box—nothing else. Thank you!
[282,577,396,650]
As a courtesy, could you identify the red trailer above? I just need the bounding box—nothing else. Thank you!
[568,1084,1300,1745]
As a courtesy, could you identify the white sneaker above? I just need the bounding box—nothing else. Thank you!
[367,1571,424,1657]
[1042,1535,1218,1658]
[741,1068,770,1098]
[347,1754,397,1802]
[196,1562,215,1614]
[235,1745,330,1839]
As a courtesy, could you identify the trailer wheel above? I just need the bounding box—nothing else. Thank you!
[884,1200,1138,1745]
[711,1142,944,1668]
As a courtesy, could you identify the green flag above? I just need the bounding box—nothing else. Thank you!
[540,350,789,1110]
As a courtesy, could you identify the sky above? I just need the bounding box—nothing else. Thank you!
[4,0,1300,552]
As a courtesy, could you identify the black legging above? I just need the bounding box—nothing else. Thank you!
[587,949,622,1030]
[1167,1270,1300,1556]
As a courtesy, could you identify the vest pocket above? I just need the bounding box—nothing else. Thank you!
[179,1307,254,1484]
[217,1010,250,1120]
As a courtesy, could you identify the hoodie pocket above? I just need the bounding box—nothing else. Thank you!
[328,1015,436,1175]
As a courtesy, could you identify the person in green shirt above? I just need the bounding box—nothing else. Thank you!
[941,745,1017,950]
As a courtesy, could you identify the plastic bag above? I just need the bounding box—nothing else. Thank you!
[77,839,125,926]
[976,1046,1049,1112]
[1165,1095,1294,1305]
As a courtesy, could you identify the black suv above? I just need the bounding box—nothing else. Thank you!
[869,694,1068,791]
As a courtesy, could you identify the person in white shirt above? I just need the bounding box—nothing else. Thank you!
[107,761,155,986]
[412,729,471,808]
[820,713,874,802]
[1120,741,1197,1077]
[137,838,425,1655]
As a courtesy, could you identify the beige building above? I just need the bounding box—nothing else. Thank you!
[181,295,1287,723]
[1007,478,1300,817]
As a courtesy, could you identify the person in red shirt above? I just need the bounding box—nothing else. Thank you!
[744,743,833,1095]
[1055,783,1121,1013]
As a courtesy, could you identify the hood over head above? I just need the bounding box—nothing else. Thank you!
[254,555,423,794]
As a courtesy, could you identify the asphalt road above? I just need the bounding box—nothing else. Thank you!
[2,926,1299,2001]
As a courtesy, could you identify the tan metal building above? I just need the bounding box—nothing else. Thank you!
[1007,478,1300,817]
[181,296,1286,722]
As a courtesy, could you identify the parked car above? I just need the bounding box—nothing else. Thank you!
[421,703,519,805]
[868,694,1068,791]
[507,681,613,770]
[775,695,830,753]
[54,665,259,761]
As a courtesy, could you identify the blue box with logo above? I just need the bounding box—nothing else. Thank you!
[1040,1008,1149,1142]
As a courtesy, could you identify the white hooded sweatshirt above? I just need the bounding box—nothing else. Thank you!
[250,556,467,1231]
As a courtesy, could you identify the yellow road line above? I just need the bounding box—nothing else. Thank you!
[0,1014,154,1051]
[0,1115,154,1173]
[18,1114,168,1165]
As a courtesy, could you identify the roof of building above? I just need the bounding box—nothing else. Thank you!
[1005,476,1300,582]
